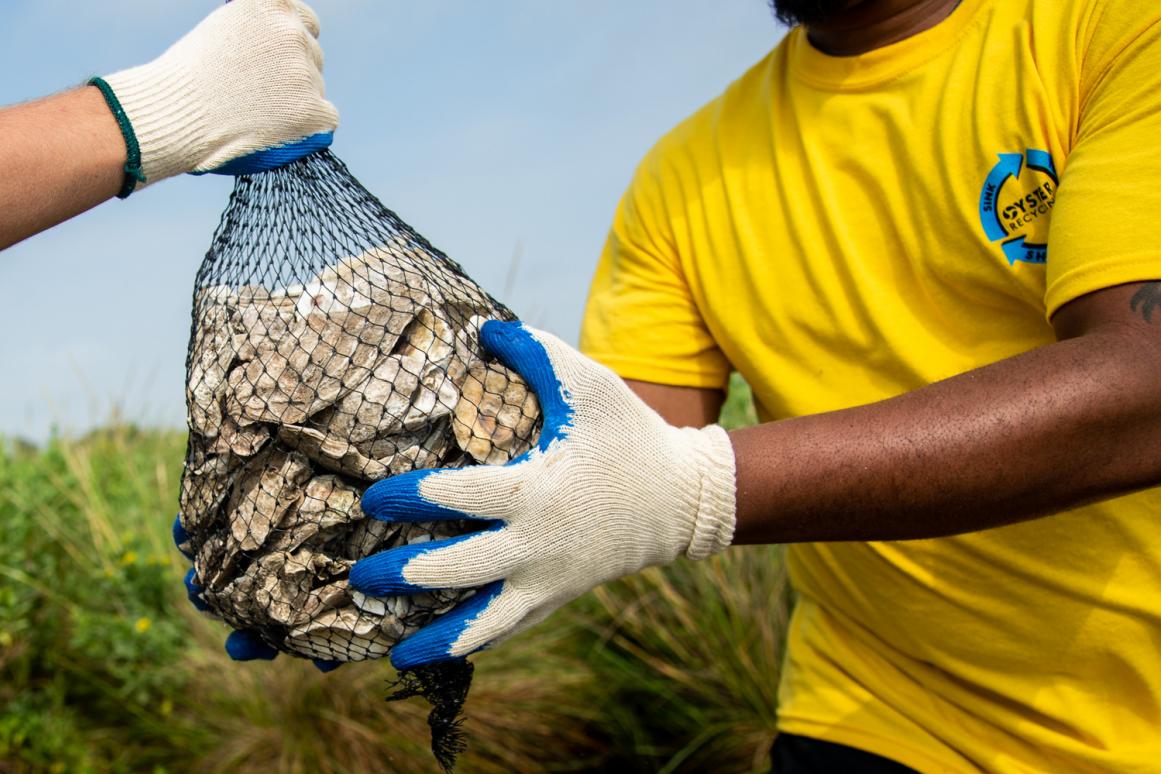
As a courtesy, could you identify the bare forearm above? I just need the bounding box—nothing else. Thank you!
[731,318,1161,543]
[0,87,124,250]
[626,379,724,427]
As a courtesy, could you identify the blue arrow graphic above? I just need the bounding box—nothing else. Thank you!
[1025,148,1058,184]
[1001,237,1048,266]
[978,153,1023,242]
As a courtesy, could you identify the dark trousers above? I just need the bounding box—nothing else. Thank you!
[771,733,918,773]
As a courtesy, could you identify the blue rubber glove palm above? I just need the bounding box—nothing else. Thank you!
[349,320,737,670]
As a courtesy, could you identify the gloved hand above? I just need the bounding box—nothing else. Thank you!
[172,516,340,672]
[96,0,338,189]
[349,321,737,670]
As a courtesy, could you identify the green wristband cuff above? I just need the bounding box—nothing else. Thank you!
[88,76,146,199]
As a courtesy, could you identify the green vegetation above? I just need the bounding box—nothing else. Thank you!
[0,375,785,773]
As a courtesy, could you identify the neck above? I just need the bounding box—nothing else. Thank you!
[806,0,964,56]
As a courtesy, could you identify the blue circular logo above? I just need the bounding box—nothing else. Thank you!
[978,149,1058,266]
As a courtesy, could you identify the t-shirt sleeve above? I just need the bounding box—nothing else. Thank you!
[578,148,730,389]
[1045,13,1161,316]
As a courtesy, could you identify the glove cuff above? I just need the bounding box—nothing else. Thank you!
[103,59,206,186]
[685,424,737,561]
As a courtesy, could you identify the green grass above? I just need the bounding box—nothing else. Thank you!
[721,372,760,430]
[0,375,784,773]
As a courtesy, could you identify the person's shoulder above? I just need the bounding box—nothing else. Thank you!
[1069,0,1161,30]
[642,44,784,181]
[1031,0,1161,77]
[983,0,1161,104]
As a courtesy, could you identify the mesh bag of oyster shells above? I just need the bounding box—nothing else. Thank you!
[178,149,540,768]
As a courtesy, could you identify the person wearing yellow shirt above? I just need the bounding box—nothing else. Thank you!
[345,0,1161,770]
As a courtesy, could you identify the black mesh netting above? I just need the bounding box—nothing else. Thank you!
[176,149,541,769]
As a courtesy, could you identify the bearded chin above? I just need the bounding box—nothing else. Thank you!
[769,0,852,26]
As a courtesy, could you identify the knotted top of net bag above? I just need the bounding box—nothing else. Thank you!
[178,150,541,768]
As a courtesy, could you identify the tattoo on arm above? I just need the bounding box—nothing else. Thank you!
[1130,283,1161,323]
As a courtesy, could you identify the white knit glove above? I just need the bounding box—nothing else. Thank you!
[349,320,737,670]
[96,0,338,189]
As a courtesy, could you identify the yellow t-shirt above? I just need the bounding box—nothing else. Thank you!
[580,0,1161,770]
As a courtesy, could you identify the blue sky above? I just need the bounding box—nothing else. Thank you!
[0,1,782,441]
